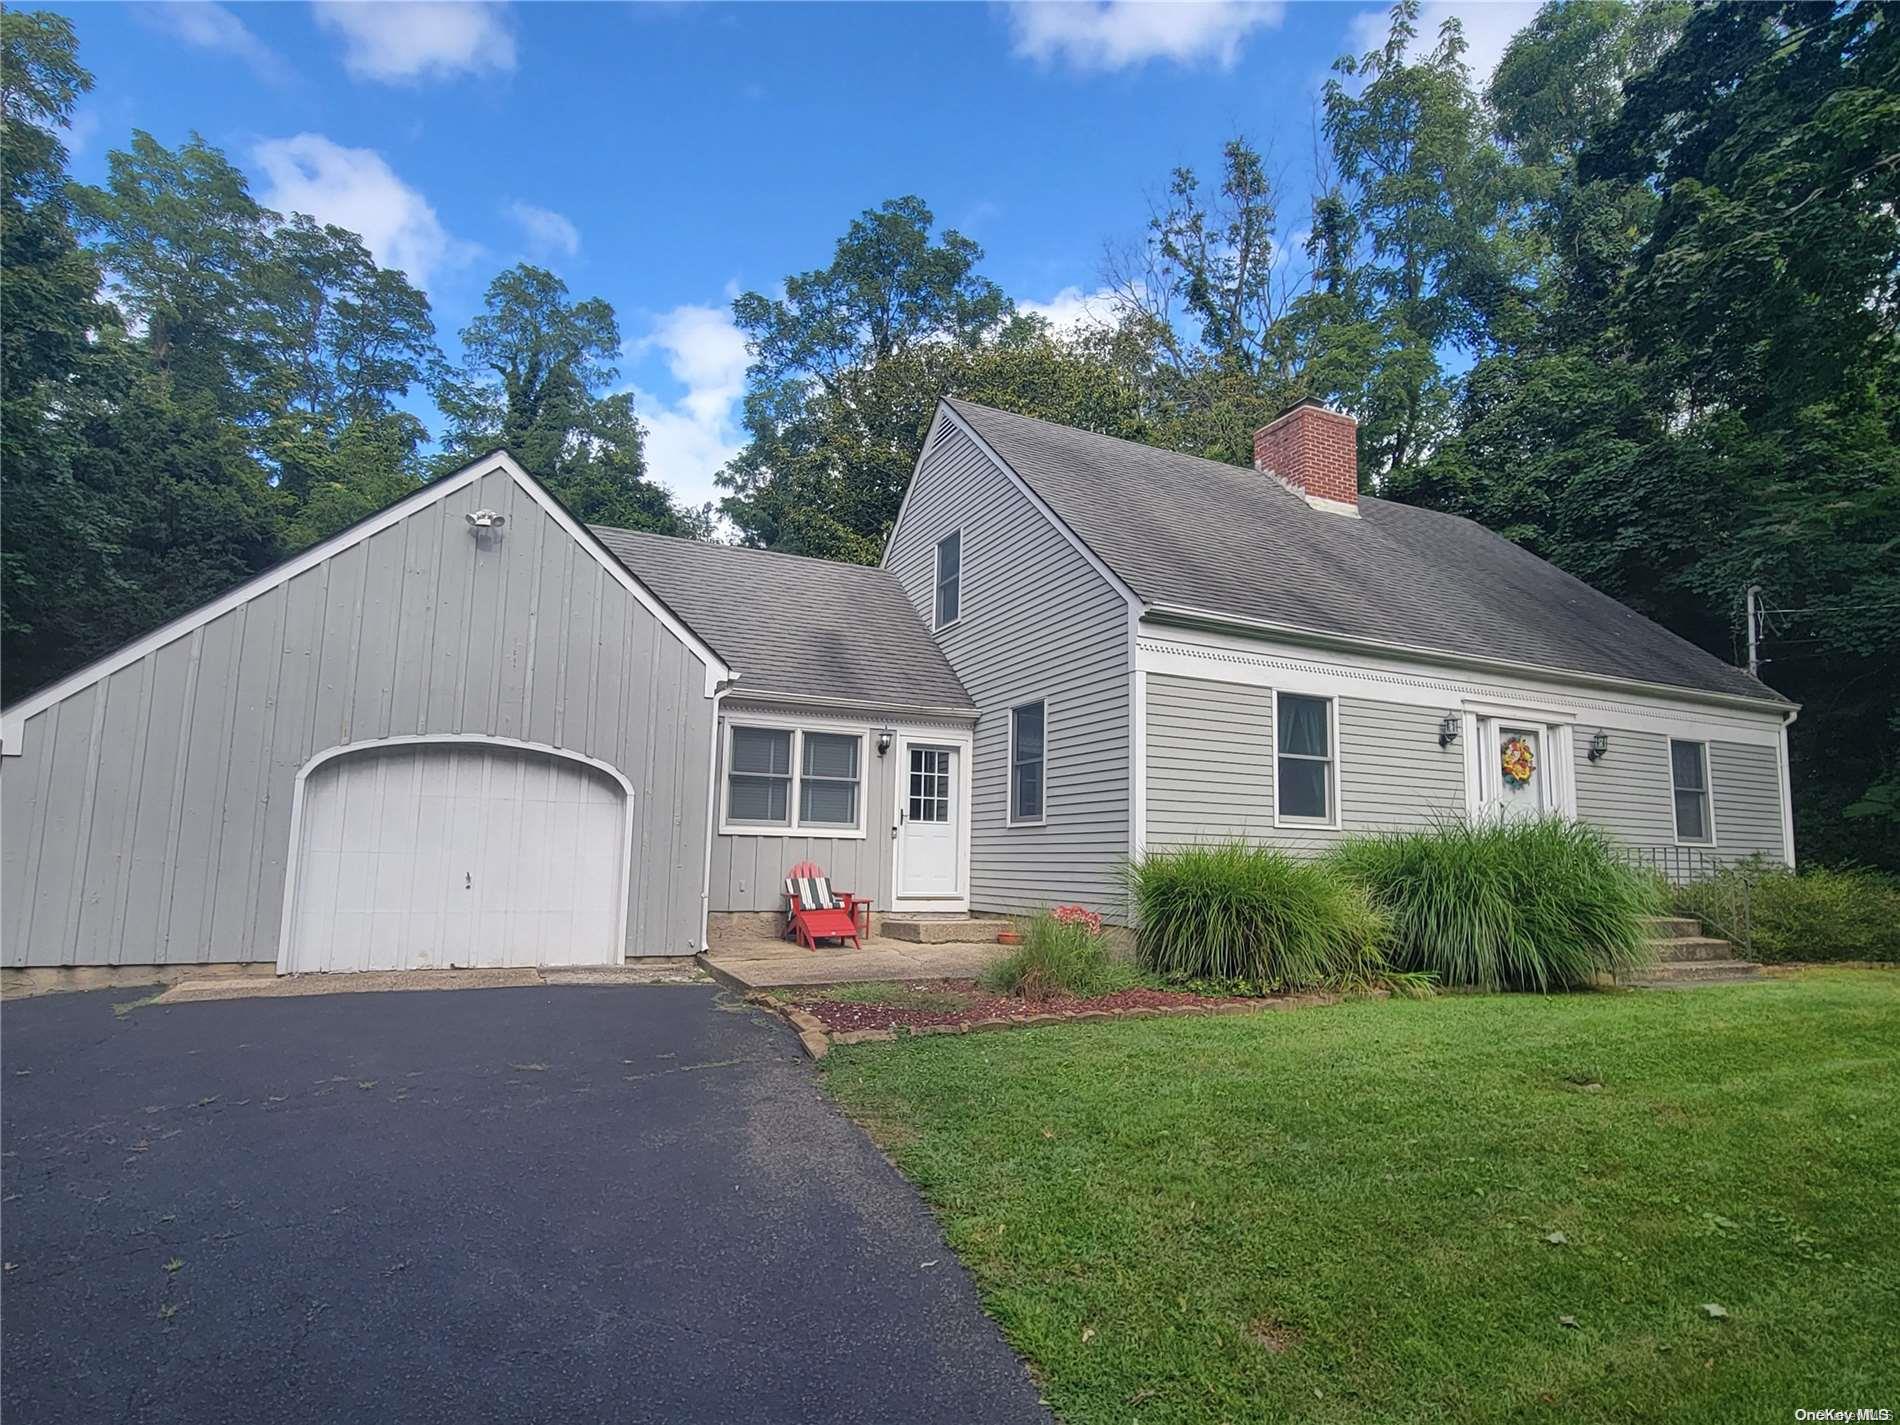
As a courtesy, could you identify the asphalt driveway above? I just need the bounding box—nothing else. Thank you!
[0,983,1048,1424]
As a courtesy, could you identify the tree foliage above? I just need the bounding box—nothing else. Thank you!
[433,263,708,534]
[1,10,704,703]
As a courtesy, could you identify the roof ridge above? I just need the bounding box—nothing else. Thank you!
[945,396,1267,481]
[589,524,892,579]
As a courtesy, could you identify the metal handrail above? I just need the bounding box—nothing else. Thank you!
[1613,845,1752,952]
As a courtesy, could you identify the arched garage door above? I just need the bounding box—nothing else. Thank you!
[285,742,627,973]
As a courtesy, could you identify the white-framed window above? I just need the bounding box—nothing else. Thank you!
[722,722,867,837]
[934,530,961,629]
[1008,699,1045,826]
[1670,738,1714,844]
[799,731,861,827]
[1274,691,1337,827]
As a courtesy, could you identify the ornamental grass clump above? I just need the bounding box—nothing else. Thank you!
[1326,818,1660,991]
[980,908,1143,1002]
[1124,841,1389,990]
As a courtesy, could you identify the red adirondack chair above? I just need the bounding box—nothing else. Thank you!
[784,861,866,951]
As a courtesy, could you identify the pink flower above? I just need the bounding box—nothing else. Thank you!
[1052,904,1103,936]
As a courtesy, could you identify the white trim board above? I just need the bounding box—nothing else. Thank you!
[1,451,733,755]
[1137,633,1790,749]
[1144,603,1792,718]
[274,733,638,974]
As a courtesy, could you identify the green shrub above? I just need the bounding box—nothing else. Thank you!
[1678,862,1900,964]
[979,910,1144,1001]
[1124,841,1388,989]
[1326,818,1660,991]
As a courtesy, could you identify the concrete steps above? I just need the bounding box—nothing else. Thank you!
[1644,935,1738,963]
[879,916,1014,945]
[1621,915,1763,988]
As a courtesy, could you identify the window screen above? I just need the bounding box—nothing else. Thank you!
[799,732,860,827]
[1276,693,1333,821]
[728,727,792,824]
[1011,701,1045,823]
[1671,740,1710,843]
[935,531,961,627]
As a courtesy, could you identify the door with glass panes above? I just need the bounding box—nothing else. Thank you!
[896,743,960,899]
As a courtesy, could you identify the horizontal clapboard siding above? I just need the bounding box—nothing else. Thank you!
[1573,728,1678,847]
[886,425,1130,915]
[1146,676,1272,842]
[1,468,716,966]
[1339,699,1468,828]
[1710,740,1786,862]
[1145,679,1465,856]
[1574,729,1785,864]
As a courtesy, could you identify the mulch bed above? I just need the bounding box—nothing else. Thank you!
[787,980,1309,1035]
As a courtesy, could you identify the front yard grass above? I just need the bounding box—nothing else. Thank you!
[823,969,1899,1424]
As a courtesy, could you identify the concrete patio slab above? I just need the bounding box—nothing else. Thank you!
[154,960,707,1005]
[699,936,1010,991]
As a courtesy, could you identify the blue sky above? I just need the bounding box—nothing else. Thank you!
[52,1,1537,509]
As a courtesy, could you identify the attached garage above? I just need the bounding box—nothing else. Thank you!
[1,453,730,975]
[282,740,631,973]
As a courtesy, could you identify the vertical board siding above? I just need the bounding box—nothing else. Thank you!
[1144,679,1467,857]
[1,468,716,966]
[886,426,1131,916]
[1709,740,1786,862]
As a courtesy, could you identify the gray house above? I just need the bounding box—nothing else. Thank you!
[1,398,1796,978]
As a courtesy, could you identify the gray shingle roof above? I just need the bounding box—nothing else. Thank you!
[944,398,1785,704]
[591,526,974,712]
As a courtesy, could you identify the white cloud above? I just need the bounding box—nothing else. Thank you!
[313,1,516,83]
[66,108,101,158]
[507,201,580,259]
[1017,284,1127,333]
[1007,1,1285,72]
[251,134,475,289]
[1344,1,1538,87]
[628,303,752,510]
[143,1,290,82]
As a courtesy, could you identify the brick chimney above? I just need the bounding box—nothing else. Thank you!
[1253,399,1359,517]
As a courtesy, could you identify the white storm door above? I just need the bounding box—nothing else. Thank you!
[897,745,960,899]
[288,744,624,973]
[1486,723,1549,822]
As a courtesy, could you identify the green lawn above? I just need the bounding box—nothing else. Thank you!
[823,970,1900,1425]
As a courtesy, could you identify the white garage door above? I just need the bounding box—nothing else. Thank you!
[286,743,626,973]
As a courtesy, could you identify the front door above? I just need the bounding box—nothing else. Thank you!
[897,744,960,899]
[1488,723,1549,822]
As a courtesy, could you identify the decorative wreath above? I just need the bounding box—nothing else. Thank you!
[1500,736,1537,787]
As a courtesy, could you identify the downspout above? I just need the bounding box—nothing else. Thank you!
[699,675,738,951]
[1778,705,1800,869]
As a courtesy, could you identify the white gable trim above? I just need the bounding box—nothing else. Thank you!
[883,402,1144,616]
[1,451,732,754]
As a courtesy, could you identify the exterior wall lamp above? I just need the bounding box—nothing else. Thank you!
[875,729,895,757]
[1438,712,1460,748]
[1587,730,1610,762]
